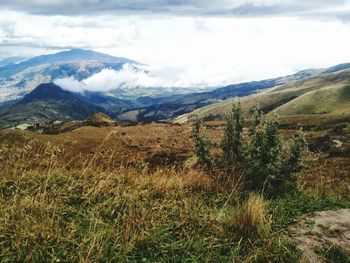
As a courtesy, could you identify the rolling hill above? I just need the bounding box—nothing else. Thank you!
[178,69,350,126]
[118,64,350,122]
[1,52,350,126]
[0,83,105,129]
[117,71,322,122]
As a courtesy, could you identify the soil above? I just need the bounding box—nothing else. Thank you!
[288,209,350,262]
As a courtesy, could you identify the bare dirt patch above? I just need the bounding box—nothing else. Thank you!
[288,209,350,262]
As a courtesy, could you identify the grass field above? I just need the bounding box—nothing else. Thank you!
[0,123,349,262]
[178,70,350,128]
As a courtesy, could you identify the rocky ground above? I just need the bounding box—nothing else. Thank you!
[288,209,350,262]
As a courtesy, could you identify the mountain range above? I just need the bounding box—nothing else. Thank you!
[117,65,350,122]
[0,49,139,102]
[0,48,214,103]
[0,48,350,129]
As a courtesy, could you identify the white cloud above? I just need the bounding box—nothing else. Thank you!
[53,65,173,92]
[1,0,349,17]
[53,64,221,92]
[2,10,350,89]
[53,76,85,93]
[54,65,166,92]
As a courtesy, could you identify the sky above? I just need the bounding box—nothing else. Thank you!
[1,0,350,88]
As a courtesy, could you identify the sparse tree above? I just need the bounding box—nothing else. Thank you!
[246,114,283,195]
[245,113,308,196]
[220,103,244,170]
[192,118,212,170]
[192,105,308,197]
[279,130,308,193]
[248,105,261,136]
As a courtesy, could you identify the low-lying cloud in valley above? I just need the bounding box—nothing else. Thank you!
[54,65,154,93]
[54,64,193,93]
[53,64,235,93]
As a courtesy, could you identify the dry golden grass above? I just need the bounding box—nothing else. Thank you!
[0,131,239,262]
[0,123,193,171]
[0,123,349,262]
[232,194,272,236]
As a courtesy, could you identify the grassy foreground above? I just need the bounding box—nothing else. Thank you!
[0,126,349,262]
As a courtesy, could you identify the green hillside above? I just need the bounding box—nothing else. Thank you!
[180,69,350,125]
[273,84,350,115]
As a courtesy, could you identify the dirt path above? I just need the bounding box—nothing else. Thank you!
[288,209,350,262]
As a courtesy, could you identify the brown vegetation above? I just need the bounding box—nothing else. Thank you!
[0,121,349,262]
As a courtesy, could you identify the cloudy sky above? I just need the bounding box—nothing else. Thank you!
[1,0,350,88]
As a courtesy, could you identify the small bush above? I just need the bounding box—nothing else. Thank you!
[246,115,308,196]
[245,115,283,194]
[220,103,245,170]
[192,104,308,197]
[191,118,213,170]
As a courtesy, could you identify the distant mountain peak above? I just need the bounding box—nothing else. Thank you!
[19,83,76,104]
[56,48,113,58]
[0,82,107,128]
[0,48,140,99]
[29,48,138,65]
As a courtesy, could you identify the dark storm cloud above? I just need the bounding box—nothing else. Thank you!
[0,0,349,20]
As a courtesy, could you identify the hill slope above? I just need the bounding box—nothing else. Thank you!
[180,69,350,124]
[118,64,350,122]
[0,83,105,128]
[117,71,322,122]
[273,84,350,115]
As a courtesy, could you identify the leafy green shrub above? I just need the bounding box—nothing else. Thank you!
[245,115,283,195]
[220,103,245,170]
[191,118,213,170]
[245,114,308,196]
[192,104,308,197]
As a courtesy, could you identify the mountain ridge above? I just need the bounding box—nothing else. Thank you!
[178,68,350,125]
[0,83,105,128]
[0,49,140,102]
[0,49,137,78]
[117,62,350,122]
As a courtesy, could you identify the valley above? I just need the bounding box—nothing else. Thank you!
[1,49,350,129]
[2,0,350,261]
[0,49,350,262]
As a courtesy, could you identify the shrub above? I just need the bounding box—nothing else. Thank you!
[192,104,308,197]
[220,103,245,170]
[246,114,308,196]
[245,114,283,195]
[191,118,213,170]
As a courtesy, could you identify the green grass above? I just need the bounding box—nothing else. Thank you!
[270,193,350,231]
[0,164,302,262]
[273,84,350,116]
[185,69,350,126]
[315,243,350,263]
[1,123,350,262]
